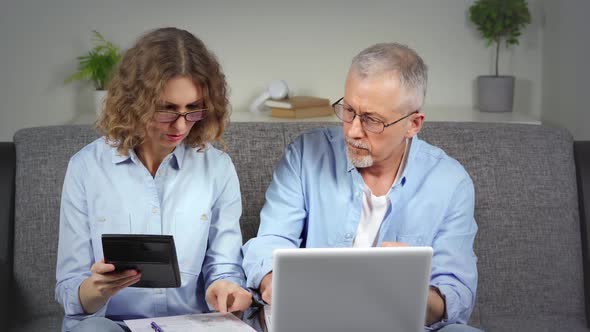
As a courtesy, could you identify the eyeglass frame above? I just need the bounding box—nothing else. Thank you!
[331,97,418,133]
[153,109,208,123]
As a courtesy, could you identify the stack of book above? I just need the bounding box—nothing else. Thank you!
[265,96,332,119]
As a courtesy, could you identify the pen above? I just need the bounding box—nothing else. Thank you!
[150,321,164,332]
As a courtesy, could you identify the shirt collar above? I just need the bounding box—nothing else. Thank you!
[111,145,132,164]
[171,143,185,169]
[342,133,416,186]
[392,137,413,187]
[346,157,356,172]
[110,142,186,169]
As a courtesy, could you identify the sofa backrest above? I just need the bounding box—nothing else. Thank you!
[418,122,584,324]
[12,122,584,325]
[13,126,98,321]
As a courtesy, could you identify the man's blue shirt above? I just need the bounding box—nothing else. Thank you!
[242,127,477,329]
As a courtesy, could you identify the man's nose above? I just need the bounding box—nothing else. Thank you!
[347,115,365,138]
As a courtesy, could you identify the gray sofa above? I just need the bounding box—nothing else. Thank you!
[1,122,589,331]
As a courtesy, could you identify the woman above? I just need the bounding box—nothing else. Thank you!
[55,27,251,332]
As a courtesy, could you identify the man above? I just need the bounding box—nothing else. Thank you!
[242,43,480,331]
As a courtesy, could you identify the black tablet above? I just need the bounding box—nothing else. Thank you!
[101,234,181,288]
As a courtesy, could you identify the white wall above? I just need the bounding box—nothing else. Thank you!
[541,0,590,140]
[0,0,545,141]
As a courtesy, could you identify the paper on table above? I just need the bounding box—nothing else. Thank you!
[124,312,256,332]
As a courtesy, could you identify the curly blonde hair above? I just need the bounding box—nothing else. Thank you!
[97,27,230,153]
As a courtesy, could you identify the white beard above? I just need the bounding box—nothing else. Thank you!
[345,141,373,168]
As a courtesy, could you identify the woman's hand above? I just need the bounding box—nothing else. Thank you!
[205,279,252,313]
[78,259,141,314]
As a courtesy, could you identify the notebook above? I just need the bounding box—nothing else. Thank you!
[270,247,433,332]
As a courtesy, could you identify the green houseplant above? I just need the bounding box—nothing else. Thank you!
[65,31,121,115]
[469,0,531,112]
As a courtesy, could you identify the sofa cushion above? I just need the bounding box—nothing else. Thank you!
[479,315,587,332]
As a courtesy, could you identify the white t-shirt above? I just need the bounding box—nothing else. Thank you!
[353,138,412,248]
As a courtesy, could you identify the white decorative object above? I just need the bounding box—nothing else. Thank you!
[249,80,289,113]
[94,90,107,116]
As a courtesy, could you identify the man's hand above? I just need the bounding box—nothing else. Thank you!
[205,279,252,313]
[79,259,142,314]
[259,272,273,304]
[426,287,445,325]
[381,242,445,324]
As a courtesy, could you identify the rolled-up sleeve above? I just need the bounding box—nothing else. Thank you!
[427,177,478,330]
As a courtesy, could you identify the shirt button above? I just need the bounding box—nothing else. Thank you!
[152,207,158,214]
[345,233,353,240]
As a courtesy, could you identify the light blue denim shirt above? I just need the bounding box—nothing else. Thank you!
[55,138,245,331]
[242,127,478,330]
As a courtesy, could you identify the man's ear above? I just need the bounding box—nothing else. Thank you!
[405,112,425,138]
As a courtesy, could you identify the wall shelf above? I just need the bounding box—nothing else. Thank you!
[71,106,541,126]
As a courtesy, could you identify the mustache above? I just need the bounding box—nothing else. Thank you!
[345,137,370,151]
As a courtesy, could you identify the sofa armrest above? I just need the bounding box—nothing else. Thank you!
[0,260,10,326]
[0,142,15,326]
[575,141,590,327]
[0,142,15,264]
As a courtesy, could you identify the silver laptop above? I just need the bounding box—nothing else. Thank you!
[271,247,433,332]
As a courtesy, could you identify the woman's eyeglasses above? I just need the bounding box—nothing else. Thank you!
[153,110,207,123]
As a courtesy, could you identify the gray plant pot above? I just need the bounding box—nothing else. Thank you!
[477,76,515,112]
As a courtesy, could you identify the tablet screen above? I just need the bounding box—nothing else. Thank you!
[102,234,181,288]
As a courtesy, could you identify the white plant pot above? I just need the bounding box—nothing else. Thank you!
[94,90,107,116]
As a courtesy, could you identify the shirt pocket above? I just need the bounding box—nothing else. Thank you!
[395,234,426,246]
[90,212,132,261]
[173,211,210,278]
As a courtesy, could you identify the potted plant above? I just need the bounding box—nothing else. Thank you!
[469,0,531,112]
[65,31,121,115]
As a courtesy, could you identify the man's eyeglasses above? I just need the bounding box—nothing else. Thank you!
[332,97,418,134]
[153,110,207,123]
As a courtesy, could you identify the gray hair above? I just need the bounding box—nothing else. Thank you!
[351,43,428,112]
